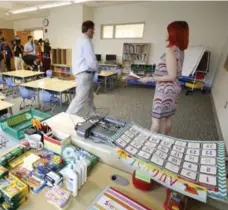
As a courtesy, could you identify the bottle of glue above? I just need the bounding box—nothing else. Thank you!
[66,164,78,197]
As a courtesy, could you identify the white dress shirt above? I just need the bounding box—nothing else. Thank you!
[72,34,98,75]
[24,41,36,55]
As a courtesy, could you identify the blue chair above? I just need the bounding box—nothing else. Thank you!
[0,76,5,93]
[40,90,60,113]
[19,87,36,110]
[5,77,19,97]
[93,73,102,95]
[46,70,53,78]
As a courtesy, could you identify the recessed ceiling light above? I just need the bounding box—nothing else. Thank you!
[38,2,72,9]
[10,7,38,14]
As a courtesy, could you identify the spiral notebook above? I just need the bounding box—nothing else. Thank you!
[87,187,152,210]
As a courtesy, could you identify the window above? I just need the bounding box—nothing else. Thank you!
[102,25,114,39]
[101,23,144,39]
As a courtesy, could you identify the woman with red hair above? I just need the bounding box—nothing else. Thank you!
[140,21,189,134]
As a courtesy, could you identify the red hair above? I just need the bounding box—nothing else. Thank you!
[167,21,189,51]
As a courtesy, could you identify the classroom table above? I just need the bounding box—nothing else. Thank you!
[21,78,76,108]
[0,100,13,116]
[1,70,44,83]
[98,70,118,92]
[43,112,228,210]
[0,95,5,100]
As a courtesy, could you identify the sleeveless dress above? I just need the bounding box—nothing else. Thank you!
[152,45,184,119]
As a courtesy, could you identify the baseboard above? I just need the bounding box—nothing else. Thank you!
[210,94,224,141]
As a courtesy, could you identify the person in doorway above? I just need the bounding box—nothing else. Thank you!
[139,21,189,135]
[42,38,51,73]
[24,36,35,55]
[4,39,13,71]
[0,33,5,72]
[13,38,24,70]
[66,20,98,116]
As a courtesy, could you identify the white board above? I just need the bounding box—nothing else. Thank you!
[182,45,206,77]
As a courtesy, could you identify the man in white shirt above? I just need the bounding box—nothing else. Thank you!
[24,36,36,55]
[67,20,98,116]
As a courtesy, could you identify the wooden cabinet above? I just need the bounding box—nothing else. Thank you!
[16,31,31,46]
[0,29,15,71]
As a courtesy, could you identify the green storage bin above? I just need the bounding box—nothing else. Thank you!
[0,109,51,140]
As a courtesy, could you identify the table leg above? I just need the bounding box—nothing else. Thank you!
[104,77,107,92]
[60,92,63,109]
[37,89,40,108]
[8,107,13,116]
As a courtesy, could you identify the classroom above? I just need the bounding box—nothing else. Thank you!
[0,1,228,210]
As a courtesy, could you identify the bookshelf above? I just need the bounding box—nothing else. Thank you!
[51,48,74,79]
[122,43,150,68]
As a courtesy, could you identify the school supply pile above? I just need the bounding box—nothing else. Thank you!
[0,172,29,210]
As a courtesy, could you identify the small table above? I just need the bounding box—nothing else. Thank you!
[21,78,76,108]
[1,70,44,83]
[98,70,118,92]
[0,100,13,116]
[0,95,5,100]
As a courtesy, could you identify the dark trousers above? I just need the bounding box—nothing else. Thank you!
[5,58,11,71]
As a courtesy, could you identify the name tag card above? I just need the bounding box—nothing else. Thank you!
[142,146,154,154]
[160,141,173,148]
[145,141,157,148]
[157,145,170,153]
[185,155,199,163]
[165,162,180,173]
[200,165,217,175]
[125,131,135,139]
[183,161,198,172]
[203,143,217,150]
[121,134,131,143]
[149,137,160,144]
[171,150,184,159]
[187,143,200,149]
[151,154,164,166]
[180,168,197,180]
[200,157,216,165]
[155,150,168,160]
[186,149,200,156]
[125,145,138,155]
[201,150,217,157]
[130,141,143,149]
[199,174,217,186]
[168,156,182,166]
[116,138,128,148]
[173,145,185,153]
[137,151,151,160]
[175,141,187,147]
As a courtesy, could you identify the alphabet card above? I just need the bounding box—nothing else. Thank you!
[110,122,227,202]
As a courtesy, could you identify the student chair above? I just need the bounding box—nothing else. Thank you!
[5,77,19,97]
[46,70,53,78]
[40,90,60,113]
[93,73,102,95]
[0,76,6,93]
[19,87,36,110]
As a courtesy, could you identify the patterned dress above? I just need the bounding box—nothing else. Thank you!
[152,45,184,119]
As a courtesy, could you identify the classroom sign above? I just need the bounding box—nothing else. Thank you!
[109,122,227,202]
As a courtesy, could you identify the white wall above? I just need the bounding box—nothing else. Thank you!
[93,1,228,86]
[83,5,94,22]
[0,20,13,29]
[47,4,83,48]
[13,18,44,31]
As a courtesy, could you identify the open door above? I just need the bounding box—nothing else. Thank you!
[16,31,31,46]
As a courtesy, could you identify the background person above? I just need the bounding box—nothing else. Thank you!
[13,38,24,70]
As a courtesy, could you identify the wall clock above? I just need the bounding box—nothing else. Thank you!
[43,18,49,27]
